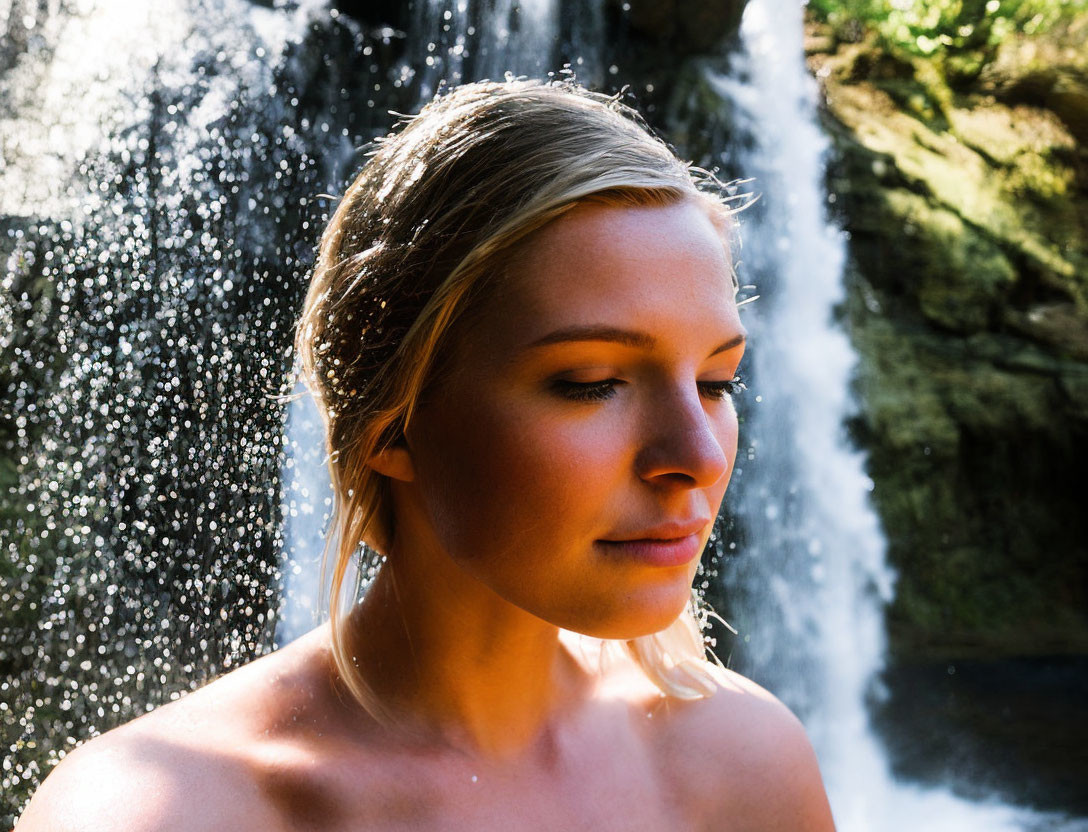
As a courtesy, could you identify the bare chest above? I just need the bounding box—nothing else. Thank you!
[258,734,697,832]
[358,769,685,832]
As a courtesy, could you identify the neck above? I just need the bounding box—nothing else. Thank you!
[340,536,591,758]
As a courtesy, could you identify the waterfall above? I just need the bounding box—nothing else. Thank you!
[1,0,396,815]
[710,0,1077,828]
[709,0,897,793]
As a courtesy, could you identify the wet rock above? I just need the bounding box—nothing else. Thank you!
[1006,302,1088,361]
[811,19,1088,658]
[325,0,410,31]
[615,0,747,55]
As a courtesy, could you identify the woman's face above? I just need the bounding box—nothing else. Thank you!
[397,198,746,639]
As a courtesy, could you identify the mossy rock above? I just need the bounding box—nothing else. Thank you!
[848,311,963,456]
[617,0,747,55]
[842,224,1088,659]
[881,189,1018,333]
[815,45,1087,309]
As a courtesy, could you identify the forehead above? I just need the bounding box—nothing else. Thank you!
[475,199,741,357]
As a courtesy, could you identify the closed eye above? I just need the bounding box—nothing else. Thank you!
[551,376,747,403]
[698,376,747,400]
[551,378,624,402]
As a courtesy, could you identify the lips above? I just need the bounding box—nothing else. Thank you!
[597,518,710,567]
[603,517,711,543]
[595,535,704,568]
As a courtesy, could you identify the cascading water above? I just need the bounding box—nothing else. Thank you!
[712,0,1084,828]
[2,0,417,818]
[710,0,895,770]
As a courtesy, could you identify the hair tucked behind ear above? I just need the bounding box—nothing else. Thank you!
[293,78,744,718]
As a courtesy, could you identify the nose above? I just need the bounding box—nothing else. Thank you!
[634,386,733,490]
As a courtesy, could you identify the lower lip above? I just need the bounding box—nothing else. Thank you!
[596,534,703,568]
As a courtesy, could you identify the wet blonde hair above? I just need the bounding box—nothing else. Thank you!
[294,79,741,717]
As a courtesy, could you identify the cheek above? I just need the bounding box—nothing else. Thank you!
[411,397,625,558]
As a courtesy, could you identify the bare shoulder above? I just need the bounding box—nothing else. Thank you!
[15,633,333,832]
[648,665,837,831]
[13,709,279,832]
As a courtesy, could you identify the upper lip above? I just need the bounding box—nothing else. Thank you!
[601,518,711,542]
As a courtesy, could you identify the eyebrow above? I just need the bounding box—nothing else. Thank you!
[525,325,747,357]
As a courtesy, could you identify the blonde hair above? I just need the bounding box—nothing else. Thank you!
[294,79,741,717]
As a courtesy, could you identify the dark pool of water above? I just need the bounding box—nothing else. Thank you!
[874,655,1088,818]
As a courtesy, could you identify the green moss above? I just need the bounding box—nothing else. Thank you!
[850,314,964,454]
[806,0,1088,86]
[851,298,1088,653]
[881,189,1018,332]
[820,64,1087,310]
[818,29,1088,659]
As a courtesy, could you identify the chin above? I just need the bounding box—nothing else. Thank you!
[571,587,694,641]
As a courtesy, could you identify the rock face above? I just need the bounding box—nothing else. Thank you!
[806,22,1088,658]
[614,0,747,54]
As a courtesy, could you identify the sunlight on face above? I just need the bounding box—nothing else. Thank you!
[401,199,747,639]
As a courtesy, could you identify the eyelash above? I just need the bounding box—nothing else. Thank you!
[553,376,747,403]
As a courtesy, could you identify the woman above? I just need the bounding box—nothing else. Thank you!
[17,80,836,831]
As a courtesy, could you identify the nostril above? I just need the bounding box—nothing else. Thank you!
[656,471,700,488]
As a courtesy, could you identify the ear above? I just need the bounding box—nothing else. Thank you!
[367,442,416,482]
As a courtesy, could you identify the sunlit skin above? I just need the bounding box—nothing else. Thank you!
[16,201,836,831]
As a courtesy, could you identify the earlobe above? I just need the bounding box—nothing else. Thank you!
[367,444,416,482]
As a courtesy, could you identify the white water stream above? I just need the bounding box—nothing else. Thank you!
[713,0,1082,828]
